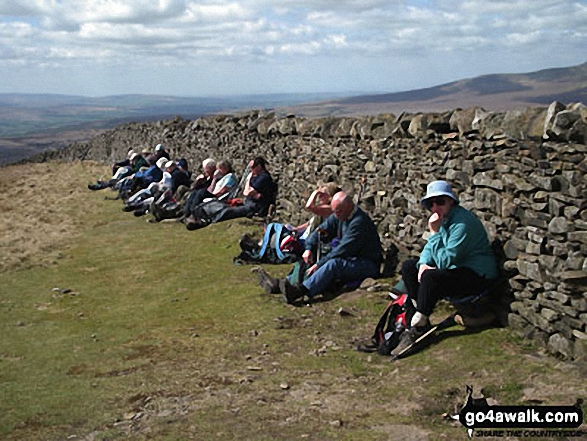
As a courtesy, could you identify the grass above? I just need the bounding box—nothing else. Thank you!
[0,162,586,440]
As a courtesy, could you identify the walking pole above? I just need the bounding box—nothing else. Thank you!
[316,230,321,263]
[390,312,457,361]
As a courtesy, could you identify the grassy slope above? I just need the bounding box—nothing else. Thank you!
[0,163,585,441]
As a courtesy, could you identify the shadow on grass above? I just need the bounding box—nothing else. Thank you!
[396,322,502,360]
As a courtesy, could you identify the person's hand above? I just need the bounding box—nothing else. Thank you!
[418,264,435,282]
[302,250,314,265]
[306,264,318,276]
[428,212,442,233]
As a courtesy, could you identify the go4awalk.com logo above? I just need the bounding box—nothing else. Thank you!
[452,386,585,439]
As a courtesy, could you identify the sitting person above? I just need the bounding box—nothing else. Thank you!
[238,183,342,266]
[167,159,192,196]
[260,192,382,304]
[185,156,275,230]
[182,158,219,219]
[112,152,148,181]
[391,180,498,357]
[213,156,275,221]
[112,148,134,175]
[192,158,217,190]
[154,144,170,161]
[123,159,174,213]
[291,182,342,241]
[117,155,164,201]
[185,160,236,210]
[147,158,213,223]
[88,151,148,190]
[146,159,194,221]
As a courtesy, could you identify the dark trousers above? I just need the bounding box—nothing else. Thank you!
[401,258,489,317]
[184,188,214,216]
[213,200,257,223]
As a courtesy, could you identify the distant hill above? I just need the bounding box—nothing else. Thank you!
[2,62,586,164]
[0,92,349,139]
[284,62,587,116]
[0,92,347,164]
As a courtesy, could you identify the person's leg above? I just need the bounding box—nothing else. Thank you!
[399,258,419,324]
[400,258,419,298]
[213,202,255,223]
[417,267,487,317]
[112,166,129,180]
[191,188,213,208]
[183,190,196,217]
[302,257,379,298]
[127,188,151,204]
[392,267,488,358]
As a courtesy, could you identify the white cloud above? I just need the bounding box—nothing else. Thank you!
[0,0,585,95]
[280,41,321,56]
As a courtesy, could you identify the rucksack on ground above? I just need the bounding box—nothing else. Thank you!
[234,222,302,265]
[358,280,409,355]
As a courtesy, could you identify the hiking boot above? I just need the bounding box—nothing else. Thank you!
[279,279,308,304]
[185,218,207,231]
[257,268,279,294]
[390,322,432,358]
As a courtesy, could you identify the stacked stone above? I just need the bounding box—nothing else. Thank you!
[32,102,586,360]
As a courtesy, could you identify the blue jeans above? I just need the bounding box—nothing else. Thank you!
[302,257,379,298]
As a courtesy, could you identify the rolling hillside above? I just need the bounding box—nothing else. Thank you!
[285,62,587,116]
[1,62,586,164]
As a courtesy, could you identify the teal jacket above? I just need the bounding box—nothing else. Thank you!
[418,205,498,279]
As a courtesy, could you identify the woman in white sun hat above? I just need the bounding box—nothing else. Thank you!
[391,180,498,357]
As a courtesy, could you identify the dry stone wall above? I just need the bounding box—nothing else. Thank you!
[34,103,587,360]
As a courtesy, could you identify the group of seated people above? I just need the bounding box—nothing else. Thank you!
[89,146,499,357]
[88,145,277,230]
[256,179,498,357]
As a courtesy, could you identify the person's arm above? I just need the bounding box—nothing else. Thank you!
[418,220,469,271]
[305,189,333,217]
[292,222,309,234]
[212,174,236,197]
[305,215,335,252]
[315,216,365,267]
[242,172,256,197]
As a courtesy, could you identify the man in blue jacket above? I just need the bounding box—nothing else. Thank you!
[133,156,164,188]
[391,180,498,356]
[280,191,383,304]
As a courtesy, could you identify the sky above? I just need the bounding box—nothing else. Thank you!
[0,0,586,97]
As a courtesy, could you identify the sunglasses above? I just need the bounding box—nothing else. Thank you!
[425,196,448,209]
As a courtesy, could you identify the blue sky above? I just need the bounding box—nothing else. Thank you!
[0,0,585,97]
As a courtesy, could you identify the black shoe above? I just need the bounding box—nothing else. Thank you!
[356,341,379,353]
[390,322,432,358]
[257,268,279,294]
[133,208,147,217]
[186,218,207,231]
[279,279,307,304]
[123,204,138,212]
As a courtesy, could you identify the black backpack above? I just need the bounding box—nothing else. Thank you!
[359,280,409,355]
